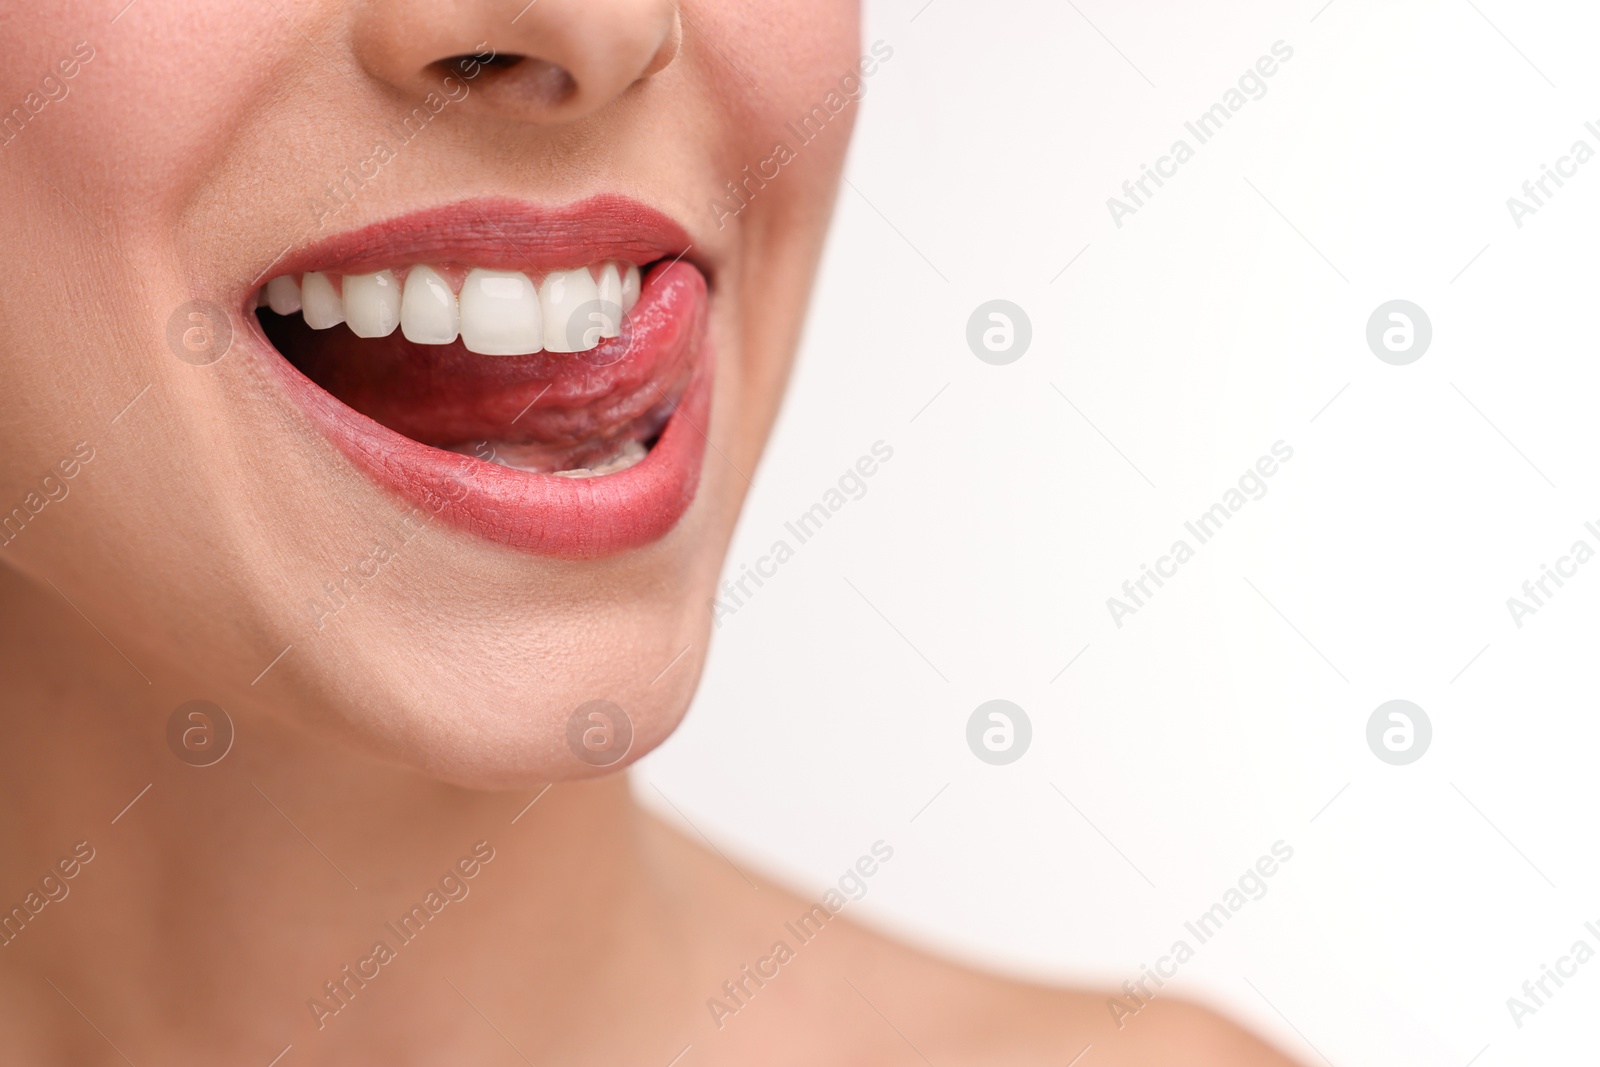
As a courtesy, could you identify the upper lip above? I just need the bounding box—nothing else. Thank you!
[255,193,699,289]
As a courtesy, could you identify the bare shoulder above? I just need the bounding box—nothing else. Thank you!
[645,814,1304,1067]
[814,919,1304,1067]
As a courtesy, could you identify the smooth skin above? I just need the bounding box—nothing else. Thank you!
[0,1,1301,1062]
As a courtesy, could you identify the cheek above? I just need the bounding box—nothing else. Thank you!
[710,1,862,162]
[2,1,299,221]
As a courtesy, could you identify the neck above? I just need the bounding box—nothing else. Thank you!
[0,563,700,1063]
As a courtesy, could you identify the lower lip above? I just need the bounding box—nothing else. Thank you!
[251,267,712,559]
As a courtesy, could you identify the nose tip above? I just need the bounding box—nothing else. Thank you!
[355,0,681,125]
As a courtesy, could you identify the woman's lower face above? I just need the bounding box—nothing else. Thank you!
[0,0,860,786]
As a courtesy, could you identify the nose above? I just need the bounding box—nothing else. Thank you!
[354,0,681,124]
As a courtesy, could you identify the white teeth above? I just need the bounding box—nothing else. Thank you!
[621,263,641,313]
[300,272,344,329]
[343,270,401,338]
[595,263,624,340]
[265,275,302,315]
[540,268,601,353]
[553,440,648,478]
[261,260,643,353]
[400,265,459,345]
[459,269,542,356]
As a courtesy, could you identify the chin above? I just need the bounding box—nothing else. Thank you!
[222,564,719,791]
[341,660,705,793]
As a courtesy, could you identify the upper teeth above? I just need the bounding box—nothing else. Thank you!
[259,262,642,355]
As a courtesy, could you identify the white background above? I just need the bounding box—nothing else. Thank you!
[639,1,1600,1062]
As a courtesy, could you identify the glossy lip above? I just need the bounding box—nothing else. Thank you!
[266,194,703,278]
[247,196,712,559]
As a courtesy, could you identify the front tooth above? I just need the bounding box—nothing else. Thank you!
[595,263,624,339]
[301,272,344,329]
[620,263,641,313]
[266,276,301,315]
[400,265,459,344]
[540,268,602,353]
[344,270,401,338]
[459,269,542,356]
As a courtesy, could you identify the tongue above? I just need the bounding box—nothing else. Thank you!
[259,259,705,473]
[259,326,693,479]
[264,313,665,432]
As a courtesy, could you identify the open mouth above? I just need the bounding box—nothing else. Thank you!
[248,196,712,558]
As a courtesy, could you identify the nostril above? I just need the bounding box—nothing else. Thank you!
[441,51,524,77]
[435,53,578,111]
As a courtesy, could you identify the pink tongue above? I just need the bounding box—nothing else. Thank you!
[259,309,684,461]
